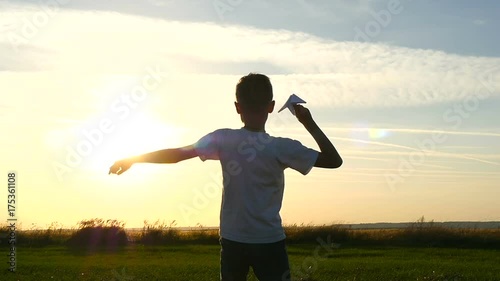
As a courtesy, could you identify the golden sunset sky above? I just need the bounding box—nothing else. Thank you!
[1,0,499,228]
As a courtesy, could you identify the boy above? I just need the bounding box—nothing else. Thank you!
[108,73,342,281]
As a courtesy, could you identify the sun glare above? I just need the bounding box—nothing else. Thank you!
[90,112,181,170]
[46,111,182,175]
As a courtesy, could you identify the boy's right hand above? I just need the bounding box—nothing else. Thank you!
[293,104,314,125]
[108,158,134,175]
[294,104,343,168]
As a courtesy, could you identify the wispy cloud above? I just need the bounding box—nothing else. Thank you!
[1,7,499,108]
[309,127,500,138]
[343,149,500,165]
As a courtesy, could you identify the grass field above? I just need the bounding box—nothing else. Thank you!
[2,219,500,280]
[3,244,500,280]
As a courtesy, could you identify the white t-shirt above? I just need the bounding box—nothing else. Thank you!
[194,128,318,243]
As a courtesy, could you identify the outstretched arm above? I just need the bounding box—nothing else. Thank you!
[294,104,343,168]
[108,145,198,175]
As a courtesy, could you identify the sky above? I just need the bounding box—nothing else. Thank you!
[1,0,499,229]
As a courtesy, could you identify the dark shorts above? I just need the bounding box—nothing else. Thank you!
[220,238,291,281]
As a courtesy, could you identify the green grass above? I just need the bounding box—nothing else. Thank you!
[3,218,500,280]
[3,244,500,280]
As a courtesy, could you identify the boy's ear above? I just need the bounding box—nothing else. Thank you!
[268,100,275,113]
[234,102,242,114]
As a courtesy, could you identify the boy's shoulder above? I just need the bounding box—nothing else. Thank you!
[206,128,239,138]
[210,128,301,141]
[205,128,308,148]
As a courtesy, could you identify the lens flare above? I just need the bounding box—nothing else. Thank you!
[368,128,389,139]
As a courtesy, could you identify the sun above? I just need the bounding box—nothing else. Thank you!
[52,111,183,173]
[99,111,181,167]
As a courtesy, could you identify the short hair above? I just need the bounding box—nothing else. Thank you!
[235,73,273,111]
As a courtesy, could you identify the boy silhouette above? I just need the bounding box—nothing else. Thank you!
[109,73,342,281]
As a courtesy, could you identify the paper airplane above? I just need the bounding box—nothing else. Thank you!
[278,94,306,115]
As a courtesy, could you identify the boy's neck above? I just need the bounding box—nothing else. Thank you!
[243,124,265,132]
[240,111,268,132]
